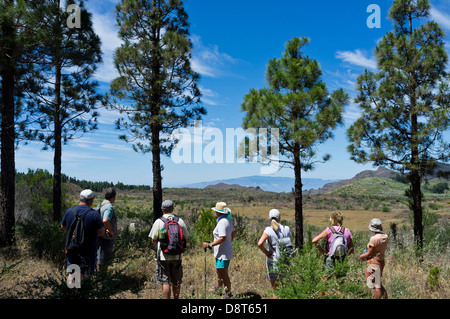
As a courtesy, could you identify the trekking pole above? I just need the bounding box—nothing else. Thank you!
[203,241,211,297]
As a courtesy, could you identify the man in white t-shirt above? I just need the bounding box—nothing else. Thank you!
[149,200,189,299]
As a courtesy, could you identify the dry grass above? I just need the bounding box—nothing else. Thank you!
[1,235,448,299]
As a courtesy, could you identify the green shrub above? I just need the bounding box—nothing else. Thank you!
[189,209,217,246]
[15,219,66,266]
[427,266,440,290]
[275,246,368,299]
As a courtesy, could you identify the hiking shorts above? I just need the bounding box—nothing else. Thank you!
[215,258,230,269]
[156,260,183,285]
[266,258,279,281]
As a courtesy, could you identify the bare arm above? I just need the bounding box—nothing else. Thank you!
[202,236,226,249]
[103,218,114,237]
[360,245,376,261]
[312,228,328,255]
[257,232,273,258]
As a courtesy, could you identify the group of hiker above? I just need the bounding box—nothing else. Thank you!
[61,189,389,299]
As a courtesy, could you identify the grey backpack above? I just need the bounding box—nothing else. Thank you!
[328,226,348,260]
[269,225,295,260]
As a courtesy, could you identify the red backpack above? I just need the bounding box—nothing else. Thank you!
[159,216,186,255]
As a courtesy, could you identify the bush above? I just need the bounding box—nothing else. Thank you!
[189,208,217,246]
[427,266,440,290]
[16,169,71,221]
[275,245,368,299]
[15,219,66,266]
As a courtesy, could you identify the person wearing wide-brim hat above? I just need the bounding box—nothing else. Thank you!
[360,218,389,299]
[202,202,236,297]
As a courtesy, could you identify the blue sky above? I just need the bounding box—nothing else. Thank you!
[15,0,450,187]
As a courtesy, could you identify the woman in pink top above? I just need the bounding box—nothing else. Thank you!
[360,218,389,299]
[312,211,354,272]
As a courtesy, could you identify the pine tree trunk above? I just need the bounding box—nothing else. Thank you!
[410,112,423,251]
[52,2,62,222]
[293,149,304,251]
[152,123,163,221]
[410,169,423,250]
[53,61,62,222]
[0,0,16,247]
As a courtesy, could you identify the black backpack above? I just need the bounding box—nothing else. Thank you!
[159,216,186,255]
[65,206,88,253]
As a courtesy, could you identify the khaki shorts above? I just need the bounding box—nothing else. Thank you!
[156,260,183,285]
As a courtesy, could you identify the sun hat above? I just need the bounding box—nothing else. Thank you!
[369,218,384,233]
[80,189,97,201]
[269,209,280,220]
[161,200,174,212]
[211,202,230,214]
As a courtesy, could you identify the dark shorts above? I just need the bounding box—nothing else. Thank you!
[66,251,95,275]
[156,260,183,285]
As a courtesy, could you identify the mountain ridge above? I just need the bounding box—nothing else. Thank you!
[177,163,450,194]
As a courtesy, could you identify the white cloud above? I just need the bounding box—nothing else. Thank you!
[335,50,377,70]
[90,10,123,83]
[190,35,238,78]
[430,6,450,30]
[198,86,222,106]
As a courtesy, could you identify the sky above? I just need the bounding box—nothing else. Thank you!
[14,0,450,188]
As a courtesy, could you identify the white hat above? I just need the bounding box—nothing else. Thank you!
[269,209,280,220]
[211,202,230,214]
[162,200,174,212]
[80,189,97,201]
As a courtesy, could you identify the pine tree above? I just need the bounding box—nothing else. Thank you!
[347,0,450,251]
[241,37,349,250]
[25,0,102,221]
[108,0,205,220]
[0,0,41,246]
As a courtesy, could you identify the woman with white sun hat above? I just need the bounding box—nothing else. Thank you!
[202,202,236,297]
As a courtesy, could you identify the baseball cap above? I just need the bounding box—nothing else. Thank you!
[162,200,174,212]
[269,209,280,220]
[80,189,97,201]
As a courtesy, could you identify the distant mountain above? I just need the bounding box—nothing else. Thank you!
[178,164,450,194]
[426,162,450,179]
[307,166,397,195]
[205,183,261,191]
[179,175,341,193]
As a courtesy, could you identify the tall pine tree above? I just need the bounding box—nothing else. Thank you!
[241,37,349,250]
[0,0,41,246]
[347,0,450,251]
[107,0,205,220]
[25,0,102,222]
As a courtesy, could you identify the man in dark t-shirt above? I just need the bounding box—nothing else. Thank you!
[61,189,105,276]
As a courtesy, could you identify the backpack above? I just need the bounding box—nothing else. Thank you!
[269,225,295,260]
[327,226,348,260]
[65,206,88,253]
[159,216,186,255]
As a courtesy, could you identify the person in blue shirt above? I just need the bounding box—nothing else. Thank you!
[95,188,118,272]
[61,189,105,278]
